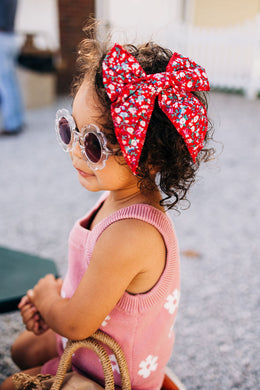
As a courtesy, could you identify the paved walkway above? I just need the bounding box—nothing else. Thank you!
[0,91,259,389]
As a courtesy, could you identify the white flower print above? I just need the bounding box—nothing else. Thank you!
[62,336,68,349]
[136,95,145,104]
[130,138,137,146]
[187,81,193,88]
[164,289,180,315]
[122,62,129,70]
[129,107,137,115]
[138,355,158,378]
[127,127,134,134]
[109,354,120,374]
[101,315,111,327]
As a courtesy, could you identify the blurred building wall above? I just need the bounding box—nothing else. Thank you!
[96,0,183,43]
[16,0,59,50]
[95,0,260,98]
[192,0,260,27]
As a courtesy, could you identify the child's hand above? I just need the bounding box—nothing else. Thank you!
[18,295,49,335]
[26,275,63,319]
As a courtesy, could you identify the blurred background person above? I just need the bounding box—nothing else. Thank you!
[0,0,24,135]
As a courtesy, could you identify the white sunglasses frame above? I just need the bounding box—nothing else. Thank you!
[55,108,114,170]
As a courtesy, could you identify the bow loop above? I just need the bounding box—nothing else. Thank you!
[166,52,209,92]
[103,44,146,103]
[102,44,210,174]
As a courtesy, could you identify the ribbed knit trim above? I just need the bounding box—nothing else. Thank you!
[73,194,179,313]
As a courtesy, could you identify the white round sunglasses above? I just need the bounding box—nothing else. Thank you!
[55,108,114,170]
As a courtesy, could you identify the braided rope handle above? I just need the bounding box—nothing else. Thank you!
[50,330,131,390]
[92,330,131,390]
[50,336,114,390]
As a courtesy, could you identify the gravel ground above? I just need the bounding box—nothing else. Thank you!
[0,91,259,389]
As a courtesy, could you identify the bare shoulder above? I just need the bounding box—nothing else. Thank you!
[93,218,166,293]
[96,218,165,259]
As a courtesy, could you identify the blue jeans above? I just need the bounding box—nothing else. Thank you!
[0,32,24,132]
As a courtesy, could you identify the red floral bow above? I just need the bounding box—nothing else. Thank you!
[102,43,210,174]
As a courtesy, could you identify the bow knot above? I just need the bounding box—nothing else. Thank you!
[103,44,210,174]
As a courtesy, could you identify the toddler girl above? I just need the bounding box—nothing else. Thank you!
[1,23,214,390]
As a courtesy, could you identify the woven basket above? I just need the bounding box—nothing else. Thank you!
[13,330,131,390]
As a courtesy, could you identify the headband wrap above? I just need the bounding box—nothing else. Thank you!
[102,43,210,174]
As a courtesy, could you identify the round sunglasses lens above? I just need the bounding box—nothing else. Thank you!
[59,117,71,145]
[84,133,102,163]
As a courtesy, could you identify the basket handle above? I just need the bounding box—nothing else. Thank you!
[50,330,131,390]
[92,330,131,390]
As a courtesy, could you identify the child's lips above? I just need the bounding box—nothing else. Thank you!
[74,166,93,178]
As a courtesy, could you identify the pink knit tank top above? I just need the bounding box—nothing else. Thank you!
[43,193,180,390]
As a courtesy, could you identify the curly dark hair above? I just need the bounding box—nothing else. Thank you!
[72,21,215,210]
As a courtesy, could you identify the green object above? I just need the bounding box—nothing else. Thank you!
[0,246,58,313]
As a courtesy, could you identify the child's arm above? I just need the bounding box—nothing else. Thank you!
[27,219,165,340]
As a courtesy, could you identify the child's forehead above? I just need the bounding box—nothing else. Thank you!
[72,78,103,126]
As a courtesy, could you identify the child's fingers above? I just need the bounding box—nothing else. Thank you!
[25,317,36,332]
[19,300,35,314]
[18,295,29,309]
[21,305,38,324]
[39,318,49,331]
[20,301,37,315]
[33,320,40,334]
[33,318,49,335]
[27,289,35,301]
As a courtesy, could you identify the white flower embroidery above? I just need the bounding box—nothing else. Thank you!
[101,315,111,327]
[138,355,158,378]
[129,107,137,115]
[130,139,137,146]
[109,354,120,374]
[164,289,180,315]
[136,96,145,104]
[61,336,68,349]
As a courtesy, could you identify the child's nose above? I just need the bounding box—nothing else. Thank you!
[70,139,82,159]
